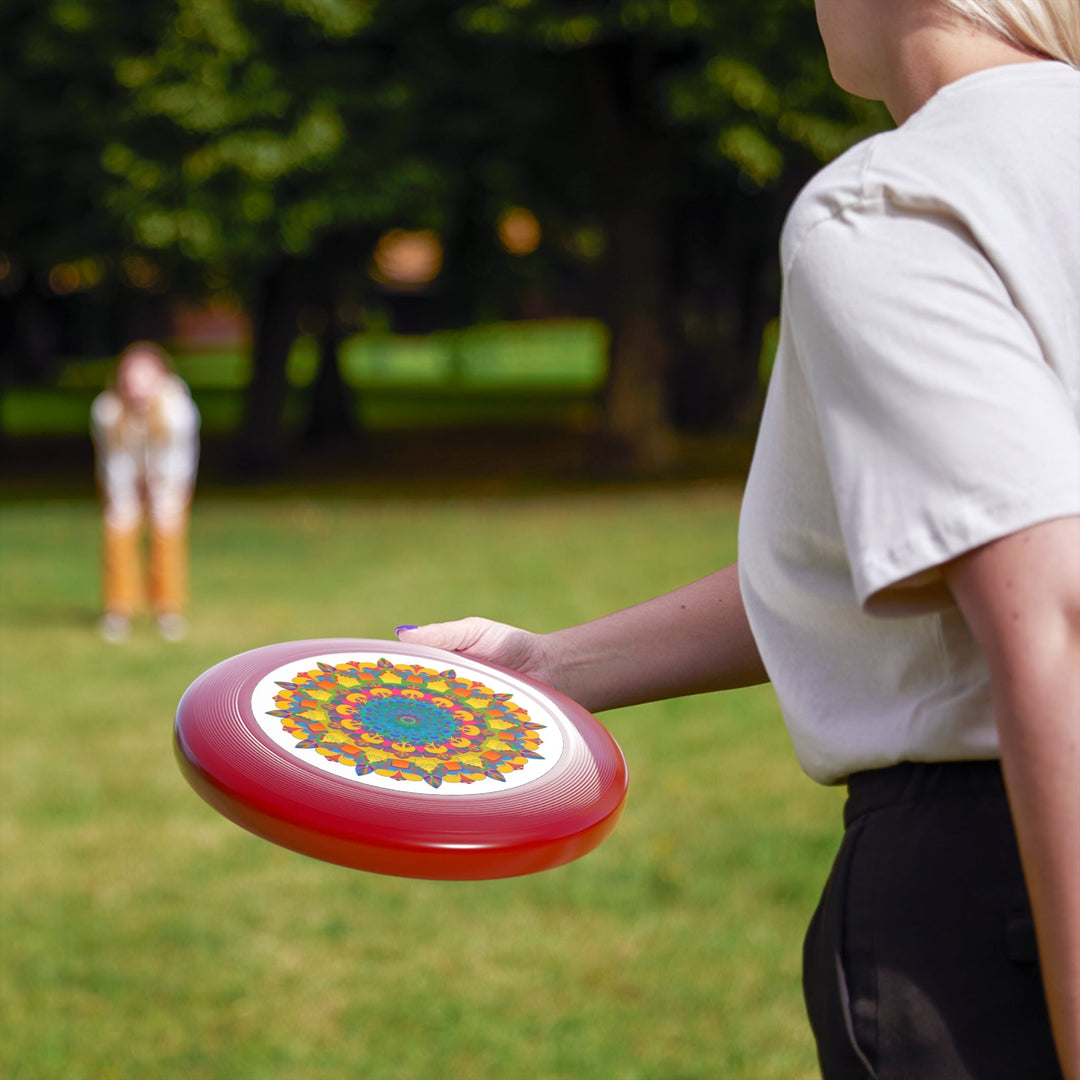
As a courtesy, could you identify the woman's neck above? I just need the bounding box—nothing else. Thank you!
[885,16,1047,123]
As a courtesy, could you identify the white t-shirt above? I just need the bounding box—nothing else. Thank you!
[91,375,200,530]
[739,61,1080,785]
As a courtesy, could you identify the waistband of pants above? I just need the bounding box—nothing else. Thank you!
[844,759,1005,829]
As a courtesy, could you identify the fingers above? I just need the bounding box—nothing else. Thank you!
[393,618,557,692]
[395,617,539,670]
[395,617,494,654]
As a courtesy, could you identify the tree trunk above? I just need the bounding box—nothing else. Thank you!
[232,257,304,479]
[585,42,677,475]
[669,187,781,432]
[602,188,675,471]
[3,278,60,384]
[302,302,355,447]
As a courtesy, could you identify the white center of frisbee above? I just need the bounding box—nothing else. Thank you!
[250,651,567,795]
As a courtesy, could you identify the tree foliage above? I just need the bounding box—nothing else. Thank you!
[1,0,890,470]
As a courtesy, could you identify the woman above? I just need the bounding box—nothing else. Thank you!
[397,1,1079,1076]
[91,342,200,642]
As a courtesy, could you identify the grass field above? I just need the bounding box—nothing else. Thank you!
[0,484,842,1079]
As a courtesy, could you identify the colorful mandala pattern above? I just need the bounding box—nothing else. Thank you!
[266,658,547,788]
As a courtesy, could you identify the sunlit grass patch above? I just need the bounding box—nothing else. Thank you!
[1,488,840,1079]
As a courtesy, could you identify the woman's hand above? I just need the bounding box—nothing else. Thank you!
[396,618,563,689]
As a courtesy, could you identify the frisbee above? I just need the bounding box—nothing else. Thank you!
[174,638,628,880]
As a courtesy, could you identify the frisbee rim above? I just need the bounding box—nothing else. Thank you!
[174,637,628,879]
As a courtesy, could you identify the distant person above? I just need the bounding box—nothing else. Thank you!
[91,342,200,642]
[397,1,1079,1077]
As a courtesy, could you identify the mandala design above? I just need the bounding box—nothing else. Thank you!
[266,658,547,788]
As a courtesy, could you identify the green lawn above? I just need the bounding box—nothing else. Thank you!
[0,485,841,1079]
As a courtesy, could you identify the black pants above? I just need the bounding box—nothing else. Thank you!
[803,761,1063,1080]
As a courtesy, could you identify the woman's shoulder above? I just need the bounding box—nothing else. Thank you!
[782,62,1079,273]
[91,389,124,430]
[779,136,886,270]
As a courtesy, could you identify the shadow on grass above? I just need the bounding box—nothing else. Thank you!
[1,426,758,503]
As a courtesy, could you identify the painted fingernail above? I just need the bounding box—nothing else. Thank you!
[395,625,418,635]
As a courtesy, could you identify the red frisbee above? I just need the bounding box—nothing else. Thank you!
[174,638,628,880]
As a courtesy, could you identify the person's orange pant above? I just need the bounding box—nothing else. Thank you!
[103,516,188,617]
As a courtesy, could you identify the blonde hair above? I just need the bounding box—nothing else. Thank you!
[938,0,1080,66]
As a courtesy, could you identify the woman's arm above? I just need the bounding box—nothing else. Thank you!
[944,515,1080,1080]
[398,562,768,713]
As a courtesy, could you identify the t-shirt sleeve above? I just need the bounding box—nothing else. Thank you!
[787,201,1080,613]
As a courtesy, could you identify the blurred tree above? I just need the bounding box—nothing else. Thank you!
[1,0,889,473]
[454,0,890,470]
[94,0,435,472]
[100,0,564,474]
[0,0,166,380]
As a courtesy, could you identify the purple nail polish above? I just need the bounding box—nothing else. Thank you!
[395,625,418,635]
